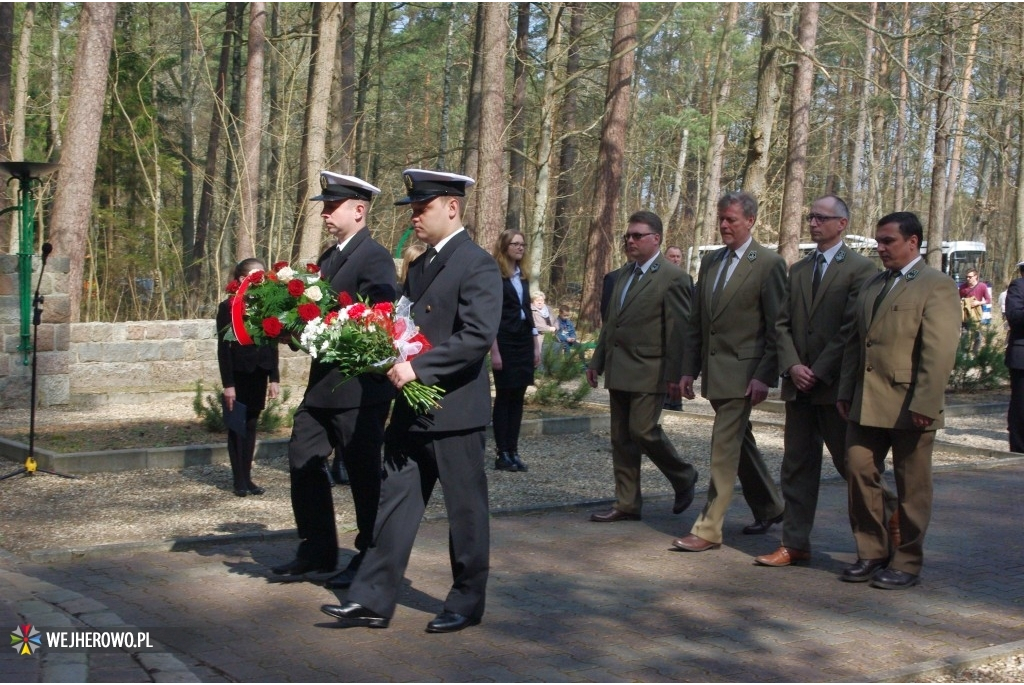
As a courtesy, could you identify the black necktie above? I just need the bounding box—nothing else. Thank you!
[424,247,437,264]
[811,253,824,299]
[872,269,901,318]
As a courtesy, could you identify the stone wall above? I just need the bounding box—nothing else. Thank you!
[67,320,310,406]
[0,253,71,408]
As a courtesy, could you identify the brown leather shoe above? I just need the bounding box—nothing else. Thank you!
[754,546,811,567]
[589,508,641,523]
[672,534,720,552]
[888,510,901,550]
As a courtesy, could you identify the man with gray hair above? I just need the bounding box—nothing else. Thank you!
[675,191,786,553]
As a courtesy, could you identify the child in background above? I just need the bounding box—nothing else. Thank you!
[555,305,578,352]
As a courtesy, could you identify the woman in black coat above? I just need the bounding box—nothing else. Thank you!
[489,230,542,472]
[217,258,280,496]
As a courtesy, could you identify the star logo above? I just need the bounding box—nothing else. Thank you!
[11,624,41,655]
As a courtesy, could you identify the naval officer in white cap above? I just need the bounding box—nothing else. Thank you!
[322,169,502,632]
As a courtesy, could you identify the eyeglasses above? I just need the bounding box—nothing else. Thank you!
[508,241,527,248]
[805,213,842,224]
[623,232,656,242]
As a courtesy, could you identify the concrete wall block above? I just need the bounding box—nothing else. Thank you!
[0,254,17,273]
[0,272,14,296]
[70,323,103,343]
[109,324,128,342]
[36,351,69,375]
[39,294,69,323]
[0,351,7,376]
[158,340,184,361]
[179,320,214,340]
[31,325,56,352]
[0,295,20,324]
[159,322,182,339]
[126,323,147,340]
[0,376,29,409]
[38,374,70,406]
[53,323,69,352]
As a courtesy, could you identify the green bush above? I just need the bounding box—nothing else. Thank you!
[948,321,1009,392]
[192,381,294,432]
[528,340,591,407]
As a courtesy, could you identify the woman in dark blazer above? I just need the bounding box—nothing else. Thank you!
[489,230,541,472]
[216,258,280,496]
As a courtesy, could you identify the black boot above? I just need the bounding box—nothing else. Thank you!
[510,452,528,472]
[494,451,518,472]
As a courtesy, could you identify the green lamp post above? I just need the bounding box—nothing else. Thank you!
[0,161,59,365]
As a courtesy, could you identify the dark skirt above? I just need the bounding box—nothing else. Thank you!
[233,370,270,416]
[493,322,535,389]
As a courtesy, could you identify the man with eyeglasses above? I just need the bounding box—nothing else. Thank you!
[674,191,786,553]
[586,210,699,523]
[755,195,890,568]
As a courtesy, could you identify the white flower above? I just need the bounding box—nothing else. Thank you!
[305,285,323,302]
[277,266,296,280]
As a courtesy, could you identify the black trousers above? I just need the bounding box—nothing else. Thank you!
[226,415,259,491]
[285,400,389,566]
[347,428,490,620]
[1010,368,1024,453]
[492,386,527,453]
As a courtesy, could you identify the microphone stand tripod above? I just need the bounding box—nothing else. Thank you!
[0,244,76,481]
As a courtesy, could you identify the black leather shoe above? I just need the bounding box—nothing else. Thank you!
[589,508,641,522]
[510,452,528,472]
[330,460,350,486]
[425,611,480,633]
[233,488,248,497]
[494,452,518,472]
[320,602,389,628]
[870,568,920,590]
[271,558,335,576]
[840,558,888,583]
[324,555,363,590]
[247,485,265,496]
[742,513,784,535]
[673,481,696,514]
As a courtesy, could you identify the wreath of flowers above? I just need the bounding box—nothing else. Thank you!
[225,261,337,346]
[298,295,443,413]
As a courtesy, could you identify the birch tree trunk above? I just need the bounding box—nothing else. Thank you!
[741,4,783,204]
[925,16,954,270]
[472,1,507,248]
[893,2,909,210]
[580,2,637,330]
[528,2,563,285]
[237,1,266,261]
[8,2,32,252]
[698,2,738,251]
[50,3,115,322]
[778,1,819,266]
[298,3,339,262]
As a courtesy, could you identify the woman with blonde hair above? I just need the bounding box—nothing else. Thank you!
[489,229,541,472]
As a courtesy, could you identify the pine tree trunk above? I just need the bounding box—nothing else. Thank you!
[741,4,783,205]
[8,2,32,252]
[472,1,507,247]
[506,2,530,234]
[50,3,115,322]
[778,2,818,266]
[298,2,339,262]
[925,17,954,270]
[580,2,637,330]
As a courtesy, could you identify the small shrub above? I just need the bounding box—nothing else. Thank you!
[528,340,591,407]
[192,381,294,432]
[948,321,1009,392]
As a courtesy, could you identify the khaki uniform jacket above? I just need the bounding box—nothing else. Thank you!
[777,244,877,404]
[589,254,693,393]
[682,240,786,400]
[838,261,960,429]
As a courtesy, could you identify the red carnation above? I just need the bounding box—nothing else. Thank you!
[273,261,289,271]
[287,279,305,297]
[338,291,353,306]
[373,301,394,316]
[298,302,322,322]
[306,263,320,274]
[262,317,283,337]
[249,270,265,284]
[324,311,339,325]
[225,280,240,294]
[266,271,279,282]
[347,303,367,318]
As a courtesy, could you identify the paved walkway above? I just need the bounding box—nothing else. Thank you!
[2,453,1024,682]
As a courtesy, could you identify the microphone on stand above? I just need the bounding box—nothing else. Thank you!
[41,242,52,264]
